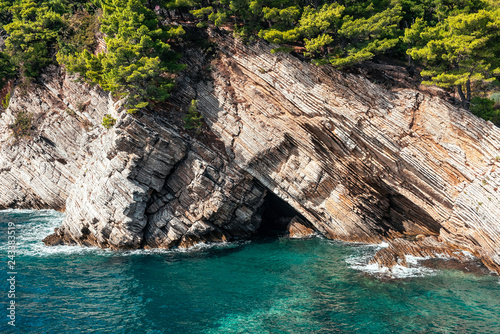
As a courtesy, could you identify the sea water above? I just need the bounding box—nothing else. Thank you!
[1,210,499,333]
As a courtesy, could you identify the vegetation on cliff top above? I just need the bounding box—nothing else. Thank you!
[0,0,93,79]
[0,0,499,123]
[58,0,186,113]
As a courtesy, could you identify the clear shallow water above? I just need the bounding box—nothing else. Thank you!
[1,210,499,334]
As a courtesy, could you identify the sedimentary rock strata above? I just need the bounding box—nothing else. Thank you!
[1,67,267,250]
[370,236,469,268]
[190,31,500,273]
[0,66,108,210]
[1,31,499,274]
[287,216,316,238]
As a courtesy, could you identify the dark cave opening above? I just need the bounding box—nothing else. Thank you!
[256,191,306,237]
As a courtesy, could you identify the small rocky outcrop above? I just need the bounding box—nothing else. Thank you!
[370,236,469,268]
[287,216,315,238]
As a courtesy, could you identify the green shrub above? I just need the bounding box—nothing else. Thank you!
[470,97,500,126]
[10,111,33,138]
[102,114,116,129]
[183,100,203,133]
[1,92,11,110]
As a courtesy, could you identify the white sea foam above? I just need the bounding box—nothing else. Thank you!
[345,243,439,279]
[178,240,248,252]
[0,209,109,257]
[0,208,57,214]
[1,209,248,257]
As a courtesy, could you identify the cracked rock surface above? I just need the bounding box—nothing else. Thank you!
[188,31,500,273]
[1,31,500,273]
[0,67,267,250]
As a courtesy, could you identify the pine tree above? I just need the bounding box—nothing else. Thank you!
[332,4,402,67]
[299,3,344,38]
[183,99,203,133]
[0,0,13,29]
[0,52,16,89]
[262,6,300,27]
[4,1,64,78]
[304,33,333,56]
[60,0,186,113]
[406,9,500,106]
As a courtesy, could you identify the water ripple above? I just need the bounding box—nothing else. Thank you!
[1,210,499,334]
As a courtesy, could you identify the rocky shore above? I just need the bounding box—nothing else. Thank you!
[1,30,499,274]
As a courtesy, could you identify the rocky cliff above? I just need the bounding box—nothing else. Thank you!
[0,66,267,250]
[187,31,500,273]
[1,30,500,274]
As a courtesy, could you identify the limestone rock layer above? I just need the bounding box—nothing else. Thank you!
[1,67,266,250]
[190,31,500,273]
[0,32,499,273]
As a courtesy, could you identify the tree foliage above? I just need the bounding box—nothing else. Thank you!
[183,99,203,132]
[405,8,500,105]
[2,0,499,120]
[3,1,64,78]
[0,52,16,89]
[470,96,500,125]
[181,0,499,113]
[1,0,99,79]
[332,4,402,66]
[0,0,14,30]
[59,0,186,113]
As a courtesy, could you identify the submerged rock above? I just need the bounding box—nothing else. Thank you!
[370,236,469,268]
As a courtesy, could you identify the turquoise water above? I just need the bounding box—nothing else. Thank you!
[1,210,500,334]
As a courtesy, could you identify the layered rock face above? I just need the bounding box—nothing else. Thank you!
[54,112,266,249]
[186,31,500,273]
[1,31,500,273]
[0,67,108,210]
[1,68,266,250]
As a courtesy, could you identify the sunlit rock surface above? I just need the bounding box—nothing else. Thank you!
[1,31,499,273]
